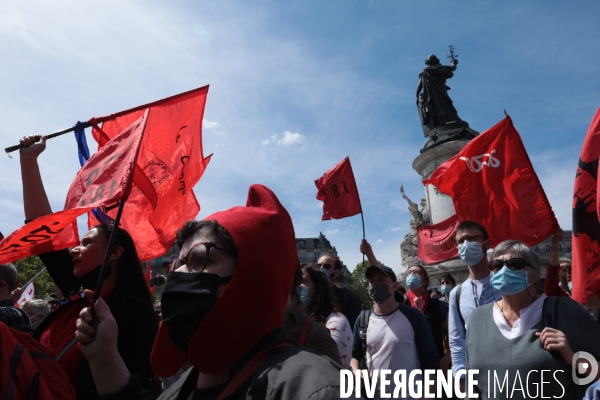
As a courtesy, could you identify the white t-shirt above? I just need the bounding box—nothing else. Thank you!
[366,309,421,399]
[325,312,352,368]
[492,295,546,339]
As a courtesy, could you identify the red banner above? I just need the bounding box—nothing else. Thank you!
[0,112,148,264]
[89,86,211,261]
[572,107,600,306]
[315,156,362,220]
[423,117,558,247]
[417,214,459,264]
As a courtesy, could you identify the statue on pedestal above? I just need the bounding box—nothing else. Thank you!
[399,186,430,263]
[416,46,478,152]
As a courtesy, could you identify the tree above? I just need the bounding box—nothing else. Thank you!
[349,260,373,310]
[14,256,56,300]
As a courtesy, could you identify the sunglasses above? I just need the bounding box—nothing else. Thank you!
[317,263,332,270]
[489,258,529,272]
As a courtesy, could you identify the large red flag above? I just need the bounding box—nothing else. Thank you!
[88,86,211,261]
[0,111,148,264]
[315,157,362,220]
[417,214,460,264]
[423,117,558,246]
[572,107,600,306]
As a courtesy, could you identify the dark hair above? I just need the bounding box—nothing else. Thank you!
[455,221,489,241]
[302,264,336,323]
[290,263,306,306]
[175,220,237,254]
[407,264,430,290]
[560,264,572,295]
[318,254,342,271]
[92,224,155,333]
[439,273,456,286]
[0,263,17,291]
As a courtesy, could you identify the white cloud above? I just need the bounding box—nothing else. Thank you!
[277,131,305,146]
[203,120,218,129]
[326,229,339,236]
[376,238,384,244]
[262,133,278,145]
[387,226,403,232]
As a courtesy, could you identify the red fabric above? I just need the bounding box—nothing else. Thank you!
[417,214,459,263]
[0,322,76,400]
[0,113,148,264]
[151,185,297,376]
[572,107,600,305]
[315,156,362,220]
[89,86,211,261]
[423,117,558,247]
[405,290,430,313]
[543,263,569,298]
[40,300,88,389]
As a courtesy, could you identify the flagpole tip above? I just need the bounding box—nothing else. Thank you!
[504,109,509,117]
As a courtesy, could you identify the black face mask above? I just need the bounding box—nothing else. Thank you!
[80,265,112,291]
[161,271,232,352]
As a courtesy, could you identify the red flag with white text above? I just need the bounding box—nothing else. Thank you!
[89,86,211,261]
[423,117,558,246]
[0,111,148,264]
[418,214,460,264]
[572,107,600,306]
[315,157,362,220]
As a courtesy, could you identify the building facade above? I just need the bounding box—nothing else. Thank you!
[296,232,351,285]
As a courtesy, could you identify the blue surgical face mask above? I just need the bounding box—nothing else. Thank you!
[568,281,572,291]
[321,268,332,279]
[440,285,452,295]
[300,284,312,307]
[490,266,530,295]
[406,275,423,290]
[458,241,485,266]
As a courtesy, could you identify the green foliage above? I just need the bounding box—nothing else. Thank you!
[15,256,56,300]
[349,260,373,309]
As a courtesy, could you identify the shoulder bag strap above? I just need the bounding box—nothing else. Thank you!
[455,283,465,329]
[298,316,315,346]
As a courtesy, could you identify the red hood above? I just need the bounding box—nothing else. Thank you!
[151,184,297,375]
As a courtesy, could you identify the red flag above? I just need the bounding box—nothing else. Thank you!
[423,117,558,246]
[417,214,460,264]
[0,111,148,264]
[315,157,362,221]
[88,86,211,261]
[572,107,600,306]
[17,281,35,306]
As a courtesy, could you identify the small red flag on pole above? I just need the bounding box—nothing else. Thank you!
[315,156,362,221]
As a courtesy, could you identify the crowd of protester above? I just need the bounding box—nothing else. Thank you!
[1,137,600,399]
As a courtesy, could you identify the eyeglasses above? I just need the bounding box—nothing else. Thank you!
[317,263,332,270]
[489,258,530,272]
[456,234,484,245]
[170,242,236,273]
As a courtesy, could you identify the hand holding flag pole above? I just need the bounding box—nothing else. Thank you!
[4,85,208,154]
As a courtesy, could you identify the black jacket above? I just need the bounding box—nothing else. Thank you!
[98,328,358,400]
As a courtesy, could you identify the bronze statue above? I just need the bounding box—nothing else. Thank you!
[416,46,478,151]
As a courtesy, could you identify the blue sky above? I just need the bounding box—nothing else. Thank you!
[1,1,599,275]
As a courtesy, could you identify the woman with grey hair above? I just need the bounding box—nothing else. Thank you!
[465,239,600,399]
[21,299,50,329]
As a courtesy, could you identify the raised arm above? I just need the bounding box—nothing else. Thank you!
[19,135,52,220]
[359,239,379,267]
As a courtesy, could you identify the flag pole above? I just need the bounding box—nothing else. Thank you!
[19,268,47,290]
[90,199,126,316]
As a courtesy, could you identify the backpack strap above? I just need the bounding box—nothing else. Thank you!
[298,316,315,346]
[455,283,465,329]
[6,343,26,400]
[358,310,370,367]
[56,337,78,362]
[543,296,560,329]
[216,341,294,400]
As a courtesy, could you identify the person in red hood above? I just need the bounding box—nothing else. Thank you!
[75,184,349,400]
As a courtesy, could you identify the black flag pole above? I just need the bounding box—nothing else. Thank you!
[5,125,81,154]
[90,199,126,316]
